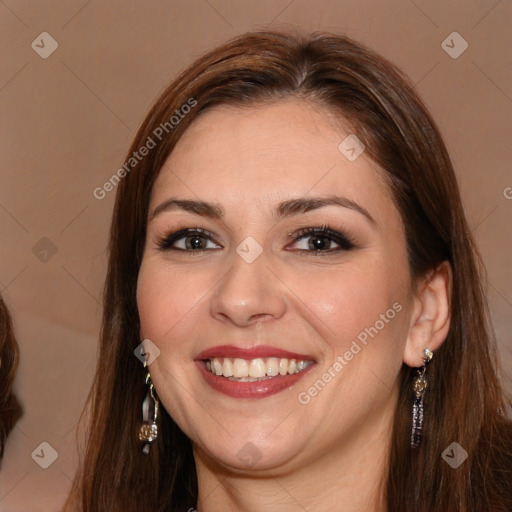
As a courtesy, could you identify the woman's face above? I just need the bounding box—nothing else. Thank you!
[137,99,414,473]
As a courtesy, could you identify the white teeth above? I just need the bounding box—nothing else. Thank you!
[249,358,266,378]
[206,356,313,379]
[213,359,223,376]
[222,358,233,377]
[279,358,288,375]
[297,360,307,372]
[266,357,279,377]
[232,358,249,378]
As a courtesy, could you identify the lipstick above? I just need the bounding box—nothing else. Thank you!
[195,345,316,399]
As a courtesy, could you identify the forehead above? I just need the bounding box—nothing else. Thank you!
[150,99,395,221]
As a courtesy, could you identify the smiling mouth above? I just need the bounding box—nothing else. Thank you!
[204,357,315,382]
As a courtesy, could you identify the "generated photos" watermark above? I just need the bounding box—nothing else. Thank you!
[298,302,403,404]
[93,97,197,200]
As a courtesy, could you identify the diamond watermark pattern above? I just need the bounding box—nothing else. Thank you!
[32,237,58,263]
[236,236,263,263]
[441,441,468,468]
[31,441,58,469]
[134,338,161,365]
[31,32,59,59]
[441,32,468,59]
[236,442,262,467]
[338,134,365,161]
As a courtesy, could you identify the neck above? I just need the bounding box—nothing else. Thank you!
[193,393,395,512]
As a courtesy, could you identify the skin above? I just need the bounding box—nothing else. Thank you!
[137,99,451,512]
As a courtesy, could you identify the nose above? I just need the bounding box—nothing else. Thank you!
[209,248,287,328]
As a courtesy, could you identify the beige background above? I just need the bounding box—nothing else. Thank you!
[0,1,511,510]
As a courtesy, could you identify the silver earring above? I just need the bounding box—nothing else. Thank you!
[410,348,433,449]
[139,363,159,455]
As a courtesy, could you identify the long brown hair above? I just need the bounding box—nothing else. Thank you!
[0,294,20,459]
[66,30,512,511]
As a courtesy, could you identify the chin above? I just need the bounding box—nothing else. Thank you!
[205,444,299,473]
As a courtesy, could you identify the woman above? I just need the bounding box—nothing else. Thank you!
[66,30,512,511]
[0,294,20,459]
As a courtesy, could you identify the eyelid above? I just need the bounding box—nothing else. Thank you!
[155,227,222,252]
[286,225,355,251]
[155,224,356,253]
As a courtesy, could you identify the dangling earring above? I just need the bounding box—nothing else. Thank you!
[138,362,159,455]
[410,348,433,449]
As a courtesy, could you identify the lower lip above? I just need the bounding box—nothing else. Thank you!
[196,361,315,399]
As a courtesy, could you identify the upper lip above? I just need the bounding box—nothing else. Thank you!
[196,344,315,361]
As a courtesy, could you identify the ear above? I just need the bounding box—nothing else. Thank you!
[403,261,452,368]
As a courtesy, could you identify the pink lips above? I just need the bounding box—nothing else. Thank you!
[195,344,316,400]
[196,344,314,361]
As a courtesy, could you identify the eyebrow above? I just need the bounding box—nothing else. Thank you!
[149,198,223,221]
[148,195,375,225]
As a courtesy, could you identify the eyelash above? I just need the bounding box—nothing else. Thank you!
[156,228,214,253]
[293,226,355,252]
[155,224,355,254]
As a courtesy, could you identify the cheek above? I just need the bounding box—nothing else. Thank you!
[136,261,206,346]
[285,258,405,349]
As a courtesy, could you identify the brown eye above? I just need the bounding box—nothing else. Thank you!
[290,227,354,252]
[156,228,221,252]
[305,235,338,251]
